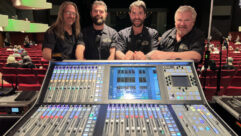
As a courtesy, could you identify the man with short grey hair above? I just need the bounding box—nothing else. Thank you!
[148,5,204,63]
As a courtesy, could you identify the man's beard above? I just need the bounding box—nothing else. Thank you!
[92,16,105,25]
[176,26,189,37]
[131,19,144,27]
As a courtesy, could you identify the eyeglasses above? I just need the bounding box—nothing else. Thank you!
[64,11,77,16]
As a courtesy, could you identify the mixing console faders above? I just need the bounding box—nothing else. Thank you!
[172,105,232,136]
[13,105,99,136]
[44,65,105,103]
[4,61,237,136]
[103,104,182,136]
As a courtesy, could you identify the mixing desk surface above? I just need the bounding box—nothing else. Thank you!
[4,60,237,136]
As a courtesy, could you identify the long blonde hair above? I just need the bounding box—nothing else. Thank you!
[50,1,80,40]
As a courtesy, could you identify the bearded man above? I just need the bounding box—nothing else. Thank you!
[43,1,85,60]
[148,5,205,63]
[82,0,119,60]
[115,0,159,60]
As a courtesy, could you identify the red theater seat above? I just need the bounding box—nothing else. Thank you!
[221,69,236,77]
[17,68,34,74]
[2,74,17,84]
[37,74,45,84]
[224,87,241,96]
[203,86,224,101]
[18,84,41,91]
[223,76,241,95]
[235,69,241,76]
[17,74,41,91]
[1,67,18,74]
[33,68,47,75]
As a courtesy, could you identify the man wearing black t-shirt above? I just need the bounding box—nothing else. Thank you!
[82,0,118,60]
[115,0,159,60]
[42,1,85,60]
[148,6,205,63]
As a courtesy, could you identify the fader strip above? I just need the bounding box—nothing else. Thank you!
[103,104,182,136]
[14,105,99,136]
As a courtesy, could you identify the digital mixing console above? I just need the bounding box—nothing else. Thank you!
[4,60,237,136]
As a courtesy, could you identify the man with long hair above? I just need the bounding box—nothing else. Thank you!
[42,1,85,60]
[82,0,118,60]
[115,0,159,60]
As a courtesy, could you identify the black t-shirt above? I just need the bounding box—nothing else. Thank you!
[158,27,205,57]
[82,24,119,60]
[42,28,85,60]
[222,64,236,70]
[20,62,36,68]
[5,63,19,68]
[116,26,159,54]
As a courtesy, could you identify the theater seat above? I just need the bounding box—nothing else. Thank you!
[1,67,18,74]
[17,74,41,91]
[203,86,224,101]
[2,74,17,84]
[224,87,241,96]
[33,68,47,75]
[223,76,241,95]
[37,74,45,84]
[18,84,41,91]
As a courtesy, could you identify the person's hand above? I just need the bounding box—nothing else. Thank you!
[124,50,134,60]
[149,50,170,60]
[108,57,114,60]
[134,51,146,60]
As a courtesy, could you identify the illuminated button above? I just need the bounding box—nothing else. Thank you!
[83,132,89,136]
[169,127,174,131]
[193,125,199,132]
[177,132,181,136]
[185,96,190,99]
[199,126,204,131]
[87,120,92,123]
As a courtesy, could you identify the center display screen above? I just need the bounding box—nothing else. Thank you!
[109,66,161,100]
